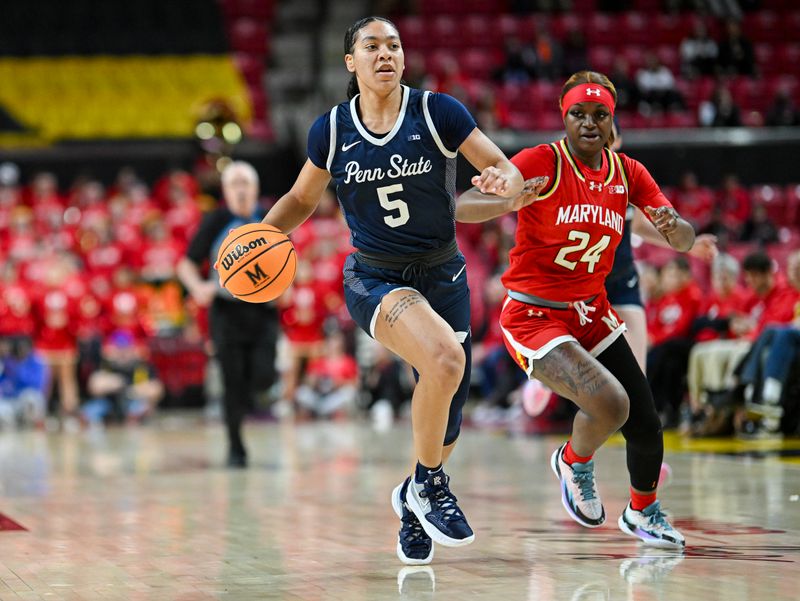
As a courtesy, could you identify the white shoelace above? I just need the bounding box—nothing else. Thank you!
[572,301,596,326]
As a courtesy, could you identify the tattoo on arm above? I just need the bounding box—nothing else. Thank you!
[383,293,426,327]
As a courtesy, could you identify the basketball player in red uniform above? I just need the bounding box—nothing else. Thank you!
[457,71,695,548]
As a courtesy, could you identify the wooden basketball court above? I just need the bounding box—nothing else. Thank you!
[1,419,798,600]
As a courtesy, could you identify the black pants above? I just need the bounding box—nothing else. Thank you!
[210,298,278,454]
[647,337,694,421]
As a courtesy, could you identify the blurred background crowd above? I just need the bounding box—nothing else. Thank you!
[1,0,799,441]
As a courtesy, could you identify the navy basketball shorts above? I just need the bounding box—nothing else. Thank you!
[343,252,471,445]
[605,264,644,309]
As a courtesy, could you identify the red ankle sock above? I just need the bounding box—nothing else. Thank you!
[563,440,593,465]
[630,488,657,511]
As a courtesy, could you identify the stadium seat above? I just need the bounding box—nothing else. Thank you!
[784,11,800,40]
[227,18,267,55]
[755,44,777,75]
[588,46,614,74]
[656,45,680,74]
[419,0,462,16]
[775,44,800,75]
[462,15,498,49]
[460,49,501,80]
[550,14,583,41]
[652,14,685,45]
[622,12,651,46]
[743,11,782,43]
[467,0,508,13]
[219,0,274,20]
[785,184,800,226]
[494,14,523,40]
[430,16,460,50]
[752,184,787,223]
[396,17,428,51]
[585,14,615,46]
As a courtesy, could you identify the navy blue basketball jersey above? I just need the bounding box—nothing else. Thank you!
[307,86,476,256]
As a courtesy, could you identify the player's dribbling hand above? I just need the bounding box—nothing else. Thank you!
[472,166,514,196]
[507,176,550,211]
[688,234,718,262]
[645,206,680,237]
[191,281,218,307]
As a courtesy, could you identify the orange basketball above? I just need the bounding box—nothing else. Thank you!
[216,223,296,303]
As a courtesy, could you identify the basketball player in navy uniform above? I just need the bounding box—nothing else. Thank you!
[178,162,279,468]
[260,17,526,564]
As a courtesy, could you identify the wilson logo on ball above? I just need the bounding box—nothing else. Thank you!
[220,237,268,270]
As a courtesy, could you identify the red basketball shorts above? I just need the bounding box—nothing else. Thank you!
[499,292,627,377]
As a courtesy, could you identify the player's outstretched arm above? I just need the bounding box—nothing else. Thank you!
[454,128,526,223]
[455,177,549,223]
[642,206,696,253]
[262,160,331,234]
[632,208,717,260]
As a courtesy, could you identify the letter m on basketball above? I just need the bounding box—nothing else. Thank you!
[245,262,269,286]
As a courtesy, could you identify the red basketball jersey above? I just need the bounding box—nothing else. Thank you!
[502,140,673,302]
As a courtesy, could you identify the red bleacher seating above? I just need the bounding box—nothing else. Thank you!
[622,12,651,46]
[744,11,782,43]
[228,18,267,54]
[753,184,787,223]
[218,0,274,20]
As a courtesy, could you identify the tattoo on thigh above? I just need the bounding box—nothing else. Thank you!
[383,293,425,327]
[533,346,610,398]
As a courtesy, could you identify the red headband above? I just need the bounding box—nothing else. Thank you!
[560,84,615,119]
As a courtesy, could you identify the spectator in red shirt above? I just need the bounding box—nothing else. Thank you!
[694,253,748,342]
[672,171,714,230]
[716,174,751,231]
[738,250,800,433]
[687,251,798,432]
[80,218,127,279]
[0,262,35,338]
[295,332,358,418]
[34,258,81,425]
[646,257,703,426]
[278,260,329,411]
[28,172,64,228]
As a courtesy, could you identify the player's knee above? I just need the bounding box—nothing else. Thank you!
[430,343,465,387]
[601,382,630,429]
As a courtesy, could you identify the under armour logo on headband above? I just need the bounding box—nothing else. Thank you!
[586,88,601,96]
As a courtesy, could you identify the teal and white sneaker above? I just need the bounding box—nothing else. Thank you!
[550,444,605,527]
[618,500,685,549]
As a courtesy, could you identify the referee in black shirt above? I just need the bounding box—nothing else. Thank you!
[177,161,278,467]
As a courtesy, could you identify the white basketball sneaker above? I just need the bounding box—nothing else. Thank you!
[618,500,686,549]
[550,444,605,527]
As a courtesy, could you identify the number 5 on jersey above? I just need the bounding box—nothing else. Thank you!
[554,230,611,273]
[377,184,410,228]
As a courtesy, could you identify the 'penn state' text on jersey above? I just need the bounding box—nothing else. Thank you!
[307,85,476,256]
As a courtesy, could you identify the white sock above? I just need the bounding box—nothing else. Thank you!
[762,378,783,404]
